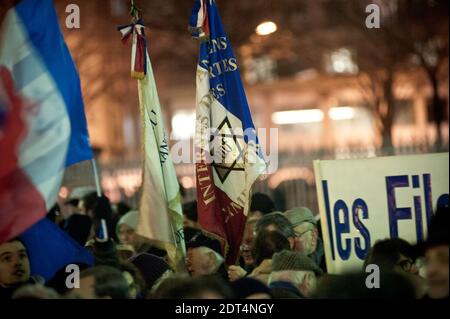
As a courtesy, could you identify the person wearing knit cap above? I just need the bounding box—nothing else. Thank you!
[116,210,167,258]
[230,277,272,299]
[129,253,172,293]
[186,232,228,280]
[284,207,326,273]
[269,250,322,298]
[116,210,139,245]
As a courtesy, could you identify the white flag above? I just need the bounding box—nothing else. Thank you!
[136,51,185,272]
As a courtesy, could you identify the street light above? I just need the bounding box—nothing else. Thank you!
[256,21,277,36]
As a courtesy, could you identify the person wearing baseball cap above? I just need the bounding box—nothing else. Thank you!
[185,232,228,281]
[284,207,326,272]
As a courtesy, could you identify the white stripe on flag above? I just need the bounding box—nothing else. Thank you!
[196,1,204,28]
[0,10,70,210]
[195,62,265,215]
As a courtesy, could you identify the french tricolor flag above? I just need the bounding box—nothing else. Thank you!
[190,0,266,264]
[0,0,93,244]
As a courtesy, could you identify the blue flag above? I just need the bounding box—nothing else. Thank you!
[19,218,94,282]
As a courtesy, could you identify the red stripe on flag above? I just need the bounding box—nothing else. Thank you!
[133,34,146,75]
[196,162,246,265]
[202,2,210,38]
[0,67,46,243]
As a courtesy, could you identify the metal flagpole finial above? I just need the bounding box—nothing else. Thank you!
[117,2,147,80]
[130,0,140,21]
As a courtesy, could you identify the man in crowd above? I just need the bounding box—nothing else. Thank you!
[269,250,323,298]
[248,230,291,284]
[0,238,41,299]
[284,207,326,272]
[72,265,129,299]
[364,238,419,275]
[363,237,427,297]
[228,218,259,281]
[129,253,172,295]
[254,212,297,249]
[186,232,227,280]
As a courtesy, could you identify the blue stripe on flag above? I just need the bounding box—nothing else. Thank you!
[198,1,257,136]
[189,0,202,28]
[15,0,92,166]
[19,217,94,282]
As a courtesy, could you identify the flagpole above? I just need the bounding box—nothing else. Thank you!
[91,158,102,197]
[118,1,186,272]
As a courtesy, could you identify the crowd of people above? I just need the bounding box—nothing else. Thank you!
[0,188,448,299]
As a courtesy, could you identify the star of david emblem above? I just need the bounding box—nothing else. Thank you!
[209,117,245,183]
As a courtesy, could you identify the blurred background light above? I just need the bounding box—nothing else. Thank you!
[272,109,324,124]
[171,110,196,140]
[256,21,277,36]
[329,106,356,121]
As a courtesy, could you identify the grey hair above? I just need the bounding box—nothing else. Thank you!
[198,246,224,271]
